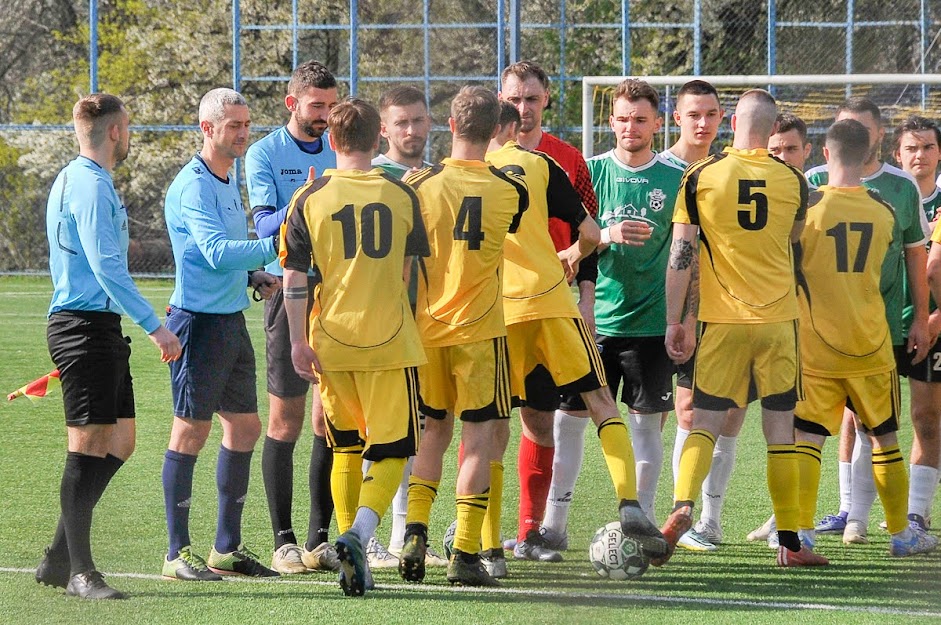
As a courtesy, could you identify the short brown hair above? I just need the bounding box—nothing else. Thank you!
[328,98,381,153]
[451,85,500,144]
[837,96,881,124]
[776,112,808,142]
[894,114,941,151]
[613,79,659,111]
[501,60,549,91]
[498,100,521,127]
[379,86,426,113]
[288,60,337,97]
[826,118,870,167]
[72,93,125,147]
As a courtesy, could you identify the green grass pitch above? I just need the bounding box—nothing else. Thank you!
[0,275,938,624]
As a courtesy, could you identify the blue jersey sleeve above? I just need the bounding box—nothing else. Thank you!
[180,178,276,270]
[246,143,288,238]
[72,178,160,333]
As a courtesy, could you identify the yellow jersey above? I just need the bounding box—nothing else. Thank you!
[486,141,586,323]
[797,185,896,377]
[281,168,429,371]
[405,158,529,347]
[673,147,808,323]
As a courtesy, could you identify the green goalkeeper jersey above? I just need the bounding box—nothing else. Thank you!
[901,185,941,337]
[588,151,684,337]
[807,163,928,345]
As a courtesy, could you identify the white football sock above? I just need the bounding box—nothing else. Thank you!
[388,456,414,550]
[350,507,381,544]
[673,427,690,488]
[909,463,940,519]
[838,460,852,514]
[848,433,876,525]
[701,435,737,527]
[542,410,589,533]
[628,412,663,525]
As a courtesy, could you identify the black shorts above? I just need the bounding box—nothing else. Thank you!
[166,307,258,420]
[265,276,318,398]
[515,365,605,413]
[47,311,135,426]
[895,342,941,382]
[563,335,674,413]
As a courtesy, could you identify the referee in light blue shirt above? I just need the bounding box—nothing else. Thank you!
[39,94,181,600]
[244,60,341,574]
[160,88,280,582]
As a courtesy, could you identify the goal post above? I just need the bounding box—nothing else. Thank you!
[581,74,941,159]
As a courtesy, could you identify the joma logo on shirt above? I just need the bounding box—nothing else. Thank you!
[281,168,304,175]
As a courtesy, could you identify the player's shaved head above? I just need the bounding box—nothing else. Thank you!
[328,98,381,154]
[199,88,247,124]
[73,93,125,147]
[826,119,870,167]
[451,85,500,144]
[733,89,778,138]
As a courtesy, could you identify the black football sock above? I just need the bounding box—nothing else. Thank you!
[49,454,124,560]
[306,435,334,551]
[60,452,113,575]
[262,436,297,548]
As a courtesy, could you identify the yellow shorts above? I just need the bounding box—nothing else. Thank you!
[506,316,606,402]
[419,337,511,422]
[318,367,421,460]
[694,320,801,410]
[794,370,900,437]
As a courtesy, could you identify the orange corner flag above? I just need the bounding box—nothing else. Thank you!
[7,369,61,402]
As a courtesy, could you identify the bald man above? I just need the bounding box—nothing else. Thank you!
[661,90,818,567]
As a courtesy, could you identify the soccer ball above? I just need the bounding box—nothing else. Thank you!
[442,519,457,560]
[588,521,650,580]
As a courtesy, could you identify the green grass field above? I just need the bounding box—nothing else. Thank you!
[0,275,938,625]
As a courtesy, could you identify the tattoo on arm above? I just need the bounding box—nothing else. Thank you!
[284,286,308,300]
[669,238,695,271]
[686,246,700,317]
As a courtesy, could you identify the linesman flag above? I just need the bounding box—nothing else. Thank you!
[7,370,60,402]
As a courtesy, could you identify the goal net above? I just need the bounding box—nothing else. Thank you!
[581,74,941,162]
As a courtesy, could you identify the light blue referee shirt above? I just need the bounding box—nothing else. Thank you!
[47,156,160,333]
[245,127,337,276]
[165,154,276,314]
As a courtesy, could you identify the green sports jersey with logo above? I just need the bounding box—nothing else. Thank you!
[589,151,684,337]
[806,163,928,344]
[901,185,941,336]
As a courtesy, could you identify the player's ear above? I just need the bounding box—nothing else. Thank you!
[804,142,812,160]
[328,133,337,151]
[730,114,738,133]
[199,119,213,137]
[673,109,681,125]
[448,117,456,133]
[822,145,831,164]
[285,94,298,113]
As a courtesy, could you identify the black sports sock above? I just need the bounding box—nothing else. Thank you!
[48,454,124,560]
[778,530,801,552]
[60,453,113,575]
[262,436,297,548]
[306,435,334,551]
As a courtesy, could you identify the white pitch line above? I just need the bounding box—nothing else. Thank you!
[2,566,939,617]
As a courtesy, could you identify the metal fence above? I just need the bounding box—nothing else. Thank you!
[1,0,939,273]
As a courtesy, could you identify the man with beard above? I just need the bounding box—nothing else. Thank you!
[37,93,181,599]
[245,61,340,574]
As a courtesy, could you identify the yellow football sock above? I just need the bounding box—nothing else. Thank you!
[767,444,800,533]
[359,456,408,520]
[331,447,364,534]
[795,441,822,530]
[872,444,908,535]
[406,476,440,527]
[674,429,717,503]
[481,461,504,551]
[454,492,490,554]
[597,418,636,501]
